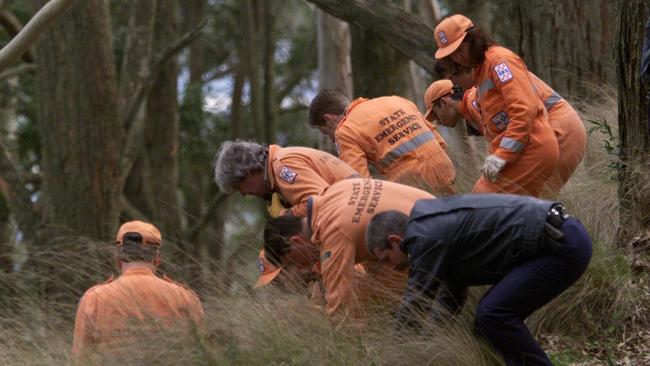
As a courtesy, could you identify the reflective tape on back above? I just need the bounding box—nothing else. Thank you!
[543,91,563,110]
[499,137,525,153]
[378,131,434,167]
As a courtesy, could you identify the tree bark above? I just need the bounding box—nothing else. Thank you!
[316,10,353,153]
[242,0,265,141]
[34,0,121,241]
[119,0,156,222]
[144,0,182,240]
[616,0,650,240]
[262,1,277,144]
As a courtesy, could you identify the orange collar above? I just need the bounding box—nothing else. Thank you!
[337,98,368,129]
[120,267,155,277]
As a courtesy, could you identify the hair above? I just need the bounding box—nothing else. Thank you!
[263,216,304,266]
[434,58,455,79]
[116,233,159,263]
[365,211,409,255]
[308,89,350,126]
[213,140,268,193]
[461,27,495,66]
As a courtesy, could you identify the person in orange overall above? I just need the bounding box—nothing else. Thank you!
[434,60,587,194]
[423,79,483,135]
[262,178,434,317]
[433,14,559,197]
[254,248,366,307]
[72,221,204,359]
[214,140,359,217]
[308,91,455,195]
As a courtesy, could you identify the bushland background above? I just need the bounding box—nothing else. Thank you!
[0,0,648,365]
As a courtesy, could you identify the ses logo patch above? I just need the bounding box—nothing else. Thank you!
[279,166,297,184]
[494,62,513,83]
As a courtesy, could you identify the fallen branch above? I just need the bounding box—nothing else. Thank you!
[0,0,79,73]
[0,9,34,63]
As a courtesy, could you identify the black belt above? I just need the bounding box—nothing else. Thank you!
[544,204,570,240]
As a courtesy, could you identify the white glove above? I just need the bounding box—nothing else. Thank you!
[481,155,506,182]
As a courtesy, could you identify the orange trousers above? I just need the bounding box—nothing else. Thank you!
[472,125,559,197]
[545,102,587,193]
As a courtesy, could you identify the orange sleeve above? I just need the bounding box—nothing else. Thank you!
[334,127,371,178]
[273,157,334,217]
[319,233,359,316]
[72,292,96,358]
[490,57,541,162]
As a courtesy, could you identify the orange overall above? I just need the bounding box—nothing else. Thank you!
[472,46,559,197]
[529,74,586,193]
[462,73,586,193]
[335,96,455,195]
[72,267,204,358]
[306,178,434,316]
[266,144,359,216]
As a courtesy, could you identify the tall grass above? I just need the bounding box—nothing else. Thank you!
[0,90,648,365]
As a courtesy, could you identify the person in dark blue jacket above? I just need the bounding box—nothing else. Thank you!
[365,194,592,366]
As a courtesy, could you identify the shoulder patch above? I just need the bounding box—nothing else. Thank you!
[491,111,510,131]
[494,62,513,83]
[279,166,297,184]
[258,258,265,273]
[321,251,332,262]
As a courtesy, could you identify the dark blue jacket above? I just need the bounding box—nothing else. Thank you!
[397,194,557,325]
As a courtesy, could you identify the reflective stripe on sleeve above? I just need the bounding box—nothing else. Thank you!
[377,131,434,167]
[543,91,563,110]
[499,137,525,153]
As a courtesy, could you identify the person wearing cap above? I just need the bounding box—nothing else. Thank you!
[423,79,482,135]
[308,90,455,196]
[433,14,559,197]
[262,178,434,317]
[365,194,592,366]
[434,60,587,194]
[214,140,359,217]
[72,221,204,359]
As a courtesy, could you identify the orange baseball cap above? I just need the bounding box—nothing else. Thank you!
[116,221,162,246]
[423,79,454,121]
[254,249,282,288]
[434,14,474,59]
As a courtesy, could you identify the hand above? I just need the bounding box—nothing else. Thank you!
[266,193,286,218]
[480,154,506,182]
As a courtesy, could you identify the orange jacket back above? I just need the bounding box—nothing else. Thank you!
[266,144,358,217]
[334,96,455,193]
[307,178,433,316]
[72,267,204,357]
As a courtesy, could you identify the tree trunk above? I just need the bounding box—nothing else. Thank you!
[144,0,182,241]
[316,9,352,153]
[242,0,265,141]
[34,0,121,241]
[119,0,156,222]
[616,0,650,240]
[262,1,277,144]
